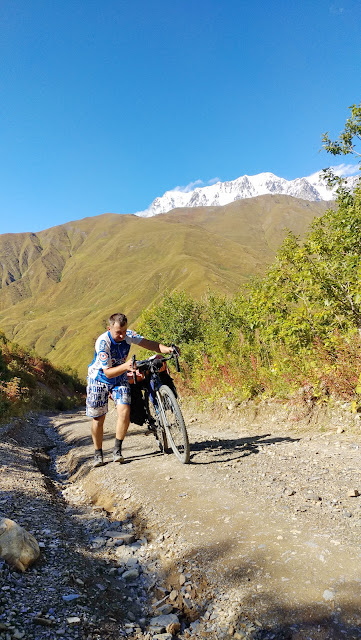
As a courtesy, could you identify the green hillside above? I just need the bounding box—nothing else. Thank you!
[0,331,83,423]
[0,195,331,378]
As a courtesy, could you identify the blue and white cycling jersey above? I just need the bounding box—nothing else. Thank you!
[87,329,143,386]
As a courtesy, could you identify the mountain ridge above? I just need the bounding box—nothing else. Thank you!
[137,170,356,217]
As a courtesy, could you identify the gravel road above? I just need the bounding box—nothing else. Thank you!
[1,398,361,640]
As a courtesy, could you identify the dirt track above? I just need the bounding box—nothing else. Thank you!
[52,399,361,639]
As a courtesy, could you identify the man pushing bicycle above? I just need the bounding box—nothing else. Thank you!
[86,312,174,467]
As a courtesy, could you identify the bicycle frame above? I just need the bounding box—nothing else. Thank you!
[143,364,170,429]
[130,348,190,463]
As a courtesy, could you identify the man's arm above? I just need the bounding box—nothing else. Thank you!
[103,340,177,379]
[138,338,173,354]
[103,358,134,380]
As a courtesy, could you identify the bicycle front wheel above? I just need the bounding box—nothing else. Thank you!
[157,385,190,464]
[145,389,169,454]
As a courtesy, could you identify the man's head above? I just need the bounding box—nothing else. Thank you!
[108,313,127,342]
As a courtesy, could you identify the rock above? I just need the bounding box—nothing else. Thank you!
[336,427,345,434]
[0,518,40,571]
[33,617,53,627]
[157,604,173,615]
[114,534,135,550]
[323,589,336,601]
[347,489,360,497]
[104,530,128,539]
[67,617,81,624]
[166,621,181,634]
[126,557,139,568]
[150,614,179,631]
[122,568,140,580]
[153,635,172,640]
[120,533,136,545]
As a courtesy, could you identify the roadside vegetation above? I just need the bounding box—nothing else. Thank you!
[138,104,361,410]
[0,331,84,423]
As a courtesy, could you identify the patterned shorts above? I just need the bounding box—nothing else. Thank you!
[86,377,131,418]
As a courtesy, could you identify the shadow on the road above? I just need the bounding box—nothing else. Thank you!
[165,539,361,640]
[189,433,300,465]
[54,416,90,428]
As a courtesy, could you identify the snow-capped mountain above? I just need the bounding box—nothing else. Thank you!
[136,170,359,218]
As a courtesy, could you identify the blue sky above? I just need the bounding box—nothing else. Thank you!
[1,0,360,234]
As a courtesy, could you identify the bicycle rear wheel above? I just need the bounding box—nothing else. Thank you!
[157,385,190,464]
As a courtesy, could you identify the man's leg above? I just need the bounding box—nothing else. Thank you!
[111,383,132,463]
[116,403,131,440]
[86,377,109,467]
[113,403,130,462]
[91,414,106,450]
[91,414,106,467]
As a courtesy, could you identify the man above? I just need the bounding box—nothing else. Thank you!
[86,312,174,467]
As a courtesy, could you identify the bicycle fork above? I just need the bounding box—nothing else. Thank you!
[155,391,167,428]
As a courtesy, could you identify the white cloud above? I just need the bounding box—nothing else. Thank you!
[173,176,221,193]
[173,179,204,193]
[331,163,359,177]
[307,163,359,184]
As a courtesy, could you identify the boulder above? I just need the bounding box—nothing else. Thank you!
[0,518,40,571]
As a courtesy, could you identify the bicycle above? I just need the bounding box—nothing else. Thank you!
[128,347,190,464]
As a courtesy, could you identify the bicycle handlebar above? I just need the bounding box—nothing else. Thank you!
[135,346,180,373]
[171,343,180,373]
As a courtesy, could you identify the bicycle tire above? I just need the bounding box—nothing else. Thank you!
[145,389,169,454]
[157,385,190,464]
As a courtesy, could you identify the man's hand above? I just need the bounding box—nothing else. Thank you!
[164,346,173,355]
[162,345,180,355]
[124,358,136,372]
[103,357,135,379]
[170,345,181,356]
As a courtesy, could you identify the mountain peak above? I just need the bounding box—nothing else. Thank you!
[136,170,359,218]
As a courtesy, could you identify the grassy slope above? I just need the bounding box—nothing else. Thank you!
[0,196,331,377]
[0,331,84,422]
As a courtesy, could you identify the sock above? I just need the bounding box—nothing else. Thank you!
[95,448,103,455]
[114,438,123,452]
